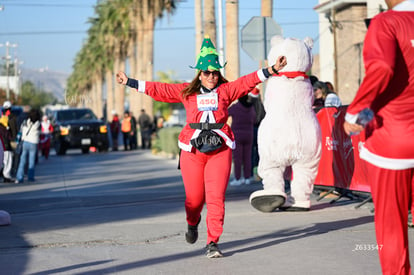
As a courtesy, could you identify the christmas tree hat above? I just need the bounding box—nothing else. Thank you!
[190,35,226,71]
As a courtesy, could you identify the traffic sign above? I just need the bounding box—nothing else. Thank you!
[241,16,282,61]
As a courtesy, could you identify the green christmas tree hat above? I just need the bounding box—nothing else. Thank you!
[190,35,226,71]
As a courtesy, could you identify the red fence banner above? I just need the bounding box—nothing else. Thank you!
[314,106,371,193]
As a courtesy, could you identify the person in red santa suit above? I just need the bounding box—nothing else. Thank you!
[40,115,53,159]
[117,36,286,258]
[343,0,414,274]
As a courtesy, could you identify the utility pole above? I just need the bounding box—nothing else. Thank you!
[0,41,18,100]
[14,58,23,95]
[217,0,225,76]
[261,0,273,69]
[331,7,338,92]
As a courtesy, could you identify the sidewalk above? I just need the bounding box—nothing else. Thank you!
[0,150,402,274]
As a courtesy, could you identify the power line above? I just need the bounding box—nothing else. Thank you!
[0,21,320,36]
[0,30,91,36]
[1,2,313,10]
[0,3,93,8]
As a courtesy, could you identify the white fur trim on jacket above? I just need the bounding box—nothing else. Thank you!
[359,142,414,170]
[257,69,268,82]
[137,80,146,93]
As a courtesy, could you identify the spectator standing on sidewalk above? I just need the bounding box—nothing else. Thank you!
[116,36,287,258]
[0,118,13,182]
[228,94,256,186]
[313,81,342,108]
[251,92,265,180]
[110,111,120,151]
[138,109,152,149]
[343,0,414,274]
[1,101,18,181]
[39,115,53,160]
[15,109,41,184]
[121,111,132,151]
[129,111,138,150]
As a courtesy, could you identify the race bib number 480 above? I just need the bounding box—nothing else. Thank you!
[197,93,218,111]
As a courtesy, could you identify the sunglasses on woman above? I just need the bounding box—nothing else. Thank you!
[201,70,220,77]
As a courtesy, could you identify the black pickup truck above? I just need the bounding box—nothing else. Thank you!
[50,108,109,155]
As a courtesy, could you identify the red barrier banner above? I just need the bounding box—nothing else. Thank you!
[314,106,371,193]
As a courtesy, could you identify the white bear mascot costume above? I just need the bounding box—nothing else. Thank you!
[249,36,322,212]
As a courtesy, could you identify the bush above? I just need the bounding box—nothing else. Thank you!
[153,126,182,158]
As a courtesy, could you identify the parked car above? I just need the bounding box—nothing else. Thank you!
[50,108,109,155]
[0,105,23,117]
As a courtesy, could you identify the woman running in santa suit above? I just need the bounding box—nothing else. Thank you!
[117,36,286,258]
[344,0,414,273]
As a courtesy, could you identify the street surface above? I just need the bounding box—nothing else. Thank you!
[0,149,411,274]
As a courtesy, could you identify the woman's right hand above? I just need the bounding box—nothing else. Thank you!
[274,56,287,71]
[116,71,128,85]
[267,56,287,75]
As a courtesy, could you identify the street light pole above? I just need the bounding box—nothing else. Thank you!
[14,58,23,95]
[0,41,18,100]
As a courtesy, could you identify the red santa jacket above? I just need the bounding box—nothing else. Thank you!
[133,70,265,152]
[345,7,414,169]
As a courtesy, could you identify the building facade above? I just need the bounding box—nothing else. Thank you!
[315,0,386,104]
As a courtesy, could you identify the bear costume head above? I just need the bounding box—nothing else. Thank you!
[262,36,315,116]
[268,35,313,74]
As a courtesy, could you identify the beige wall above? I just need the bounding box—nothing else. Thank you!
[315,0,386,105]
[335,4,367,104]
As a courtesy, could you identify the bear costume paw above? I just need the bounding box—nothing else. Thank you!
[249,190,286,213]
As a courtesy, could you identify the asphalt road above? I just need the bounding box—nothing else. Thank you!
[0,148,409,274]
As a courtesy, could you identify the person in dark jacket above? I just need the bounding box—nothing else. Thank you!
[109,112,120,151]
[228,94,256,186]
[1,101,19,181]
[138,109,152,149]
[0,122,13,182]
[129,111,138,150]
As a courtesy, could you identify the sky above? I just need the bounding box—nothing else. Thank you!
[0,0,320,81]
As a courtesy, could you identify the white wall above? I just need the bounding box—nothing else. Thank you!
[367,0,386,17]
[317,1,335,82]
[0,76,20,95]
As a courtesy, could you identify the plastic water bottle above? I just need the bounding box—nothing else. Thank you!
[356,108,374,127]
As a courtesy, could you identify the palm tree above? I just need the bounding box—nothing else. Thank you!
[84,18,106,116]
[68,0,176,122]
[258,0,273,96]
[95,0,132,119]
[194,0,203,59]
[225,0,239,81]
[203,0,217,44]
[130,0,176,117]
[261,0,272,17]
[261,0,272,68]
[79,2,118,119]
[111,0,132,117]
[67,47,92,108]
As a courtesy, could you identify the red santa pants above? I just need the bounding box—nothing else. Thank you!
[180,146,232,244]
[367,161,413,275]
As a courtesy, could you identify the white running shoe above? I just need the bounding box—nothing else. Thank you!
[229,178,242,186]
